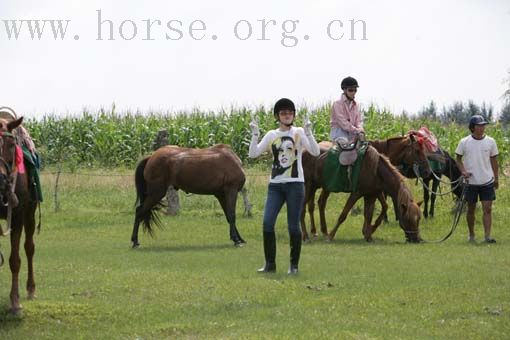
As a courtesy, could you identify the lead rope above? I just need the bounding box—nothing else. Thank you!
[412,163,467,243]
[413,164,463,196]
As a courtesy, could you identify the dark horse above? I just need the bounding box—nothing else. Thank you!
[131,144,246,248]
[301,134,431,241]
[419,148,463,218]
[303,144,422,242]
[0,117,38,314]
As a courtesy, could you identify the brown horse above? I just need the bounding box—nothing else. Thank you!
[301,134,430,241]
[131,144,246,248]
[0,117,38,314]
[304,144,422,242]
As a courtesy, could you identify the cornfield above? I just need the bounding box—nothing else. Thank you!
[24,104,509,168]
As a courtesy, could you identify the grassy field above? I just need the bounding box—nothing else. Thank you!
[0,169,509,339]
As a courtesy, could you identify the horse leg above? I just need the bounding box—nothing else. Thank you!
[24,207,37,300]
[300,183,311,242]
[430,178,440,218]
[381,192,389,223]
[216,189,245,246]
[372,192,389,233]
[308,188,317,238]
[318,189,331,237]
[391,195,399,221]
[423,178,430,218]
[9,217,23,314]
[131,186,167,248]
[327,193,361,241]
[362,195,377,242]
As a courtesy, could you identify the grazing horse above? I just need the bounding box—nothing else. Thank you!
[301,134,430,241]
[420,148,463,218]
[0,117,38,314]
[303,145,422,242]
[131,144,246,248]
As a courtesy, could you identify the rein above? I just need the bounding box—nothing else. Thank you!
[411,163,468,243]
[413,164,464,196]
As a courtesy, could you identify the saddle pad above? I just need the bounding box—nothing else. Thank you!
[323,143,368,193]
[22,146,43,202]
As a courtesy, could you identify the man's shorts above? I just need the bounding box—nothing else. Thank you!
[464,182,496,203]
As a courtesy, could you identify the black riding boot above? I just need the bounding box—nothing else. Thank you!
[288,233,302,274]
[257,231,276,273]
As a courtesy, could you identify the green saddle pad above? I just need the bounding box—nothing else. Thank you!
[22,146,43,202]
[322,143,368,193]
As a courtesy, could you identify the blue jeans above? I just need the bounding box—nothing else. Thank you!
[263,182,304,235]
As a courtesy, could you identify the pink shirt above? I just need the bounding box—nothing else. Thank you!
[330,94,363,133]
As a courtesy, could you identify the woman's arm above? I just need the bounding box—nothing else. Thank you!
[249,131,272,158]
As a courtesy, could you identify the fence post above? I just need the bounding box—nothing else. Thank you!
[153,129,180,215]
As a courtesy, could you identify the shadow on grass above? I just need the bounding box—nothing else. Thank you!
[0,305,23,331]
[305,237,410,246]
[134,243,237,253]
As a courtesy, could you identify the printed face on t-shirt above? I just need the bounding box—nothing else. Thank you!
[278,139,294,168]
[271,136,298,179]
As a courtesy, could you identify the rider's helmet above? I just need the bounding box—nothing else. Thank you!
[341,76,359,89]
[468,115,489,132]
[273,98,296,121]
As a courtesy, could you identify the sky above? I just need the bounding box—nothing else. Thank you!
[1,0,510,119]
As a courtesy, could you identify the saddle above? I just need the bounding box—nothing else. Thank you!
[323,137,368,193]
[334,133,365,166]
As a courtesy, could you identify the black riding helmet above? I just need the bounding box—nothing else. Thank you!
[341,76,359,89]
[469,114,489,132]
[273,98,296,121]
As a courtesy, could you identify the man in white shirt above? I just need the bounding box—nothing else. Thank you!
[455,115,499,243]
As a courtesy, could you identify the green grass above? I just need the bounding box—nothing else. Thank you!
[0,169,509,339]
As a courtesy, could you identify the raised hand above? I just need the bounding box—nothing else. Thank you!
[249,113,260,137]
[303,112,312,136]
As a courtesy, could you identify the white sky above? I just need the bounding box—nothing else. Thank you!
[1,0,509,118]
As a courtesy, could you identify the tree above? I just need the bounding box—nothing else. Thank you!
[499,101,510,125]
[499,70,510,125]
[480,102,494,122]
[503,69,510,102]
[418,100,438,120]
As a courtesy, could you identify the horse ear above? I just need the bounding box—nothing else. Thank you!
[7,117,23,132]
[416,200,423,207]
[409,133,416,144]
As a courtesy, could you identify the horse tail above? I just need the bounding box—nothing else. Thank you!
[135,156,150,207]
[134,156,162,237]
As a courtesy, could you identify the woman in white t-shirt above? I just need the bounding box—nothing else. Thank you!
[249,98,320,274]
[455,115,499,243]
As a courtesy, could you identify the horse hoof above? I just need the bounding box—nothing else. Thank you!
[9,306,23,316]
[234,241,244,247]
[131,242,140,249]
[27,292,36,300]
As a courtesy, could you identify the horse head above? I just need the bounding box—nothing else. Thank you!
[403,133,432,178]
[397,184,423,243]
[0,117,22,201]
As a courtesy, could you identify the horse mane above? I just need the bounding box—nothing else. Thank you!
[374,148,417,218]
[373,148,406,182]
[369,135,408,154]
